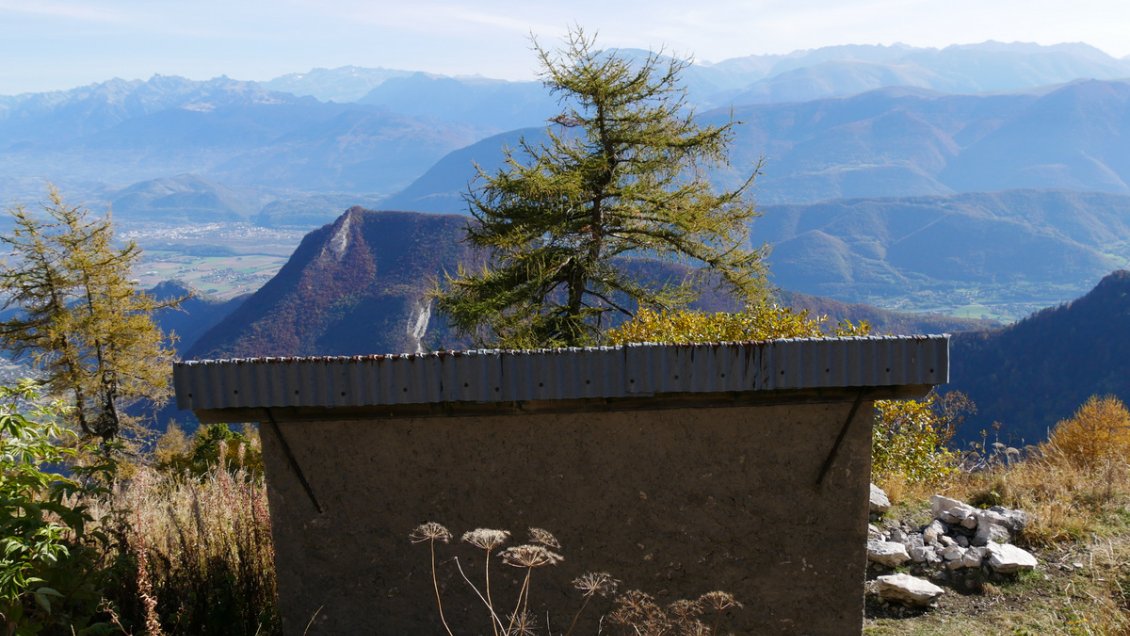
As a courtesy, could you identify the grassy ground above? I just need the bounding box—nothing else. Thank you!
[866,451,1130,635]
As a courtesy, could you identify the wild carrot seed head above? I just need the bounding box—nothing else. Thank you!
[527,527,561,549]
[572,571,620,598]
[667,598,704,620]
[462,528,510,551]
[499,544,563,568]
[699,590,742,612]
[409,522,453,544]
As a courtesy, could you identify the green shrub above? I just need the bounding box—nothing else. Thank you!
[872,392,969,484]
[0,381,115,634]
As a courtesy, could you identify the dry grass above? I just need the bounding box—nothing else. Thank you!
[98,465,279,635]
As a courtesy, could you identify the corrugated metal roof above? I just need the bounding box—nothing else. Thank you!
[174,336,948,412]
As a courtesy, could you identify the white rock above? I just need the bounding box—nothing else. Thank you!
[932,494,975,524]
[870,483,891,515]
[867,539,911,567]
[923,520,946,546]
[939,535,956,548]
[978,510,1009,527]
[961,546,985,568]
[875,573,945,607]
[973,518,1011,547]
[987,542,1038,574]
[931,494,967,516]
[989,506,1029,533]
[960,514,979,530]
[942,545,965,562]
[908,545,932,563]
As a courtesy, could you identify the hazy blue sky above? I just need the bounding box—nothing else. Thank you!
[2,0,1127,94]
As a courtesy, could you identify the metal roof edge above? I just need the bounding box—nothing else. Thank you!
[174,335,949,412]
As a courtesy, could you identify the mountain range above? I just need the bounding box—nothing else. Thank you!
[757,189,1130,314]
[383,78,1130,211]
[0,75,488,201]
[2,41,1128,209]
[260,42,1130,108]
[183,207,993,360]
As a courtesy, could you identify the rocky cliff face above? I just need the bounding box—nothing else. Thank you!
[186,208,480,358]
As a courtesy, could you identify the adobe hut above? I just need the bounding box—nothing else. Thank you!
[174,336,947,634]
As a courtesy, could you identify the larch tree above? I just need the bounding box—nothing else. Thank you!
[436,28,767,348]
[0,188,178,441]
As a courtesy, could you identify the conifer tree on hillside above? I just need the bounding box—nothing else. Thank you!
[0,189,178,441]
[437,28,767,348]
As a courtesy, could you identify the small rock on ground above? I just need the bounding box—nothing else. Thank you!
[875,573,945,607]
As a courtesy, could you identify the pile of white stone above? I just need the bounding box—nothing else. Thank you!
[865,485,1039,608]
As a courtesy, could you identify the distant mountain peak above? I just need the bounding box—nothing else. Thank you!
[186,208,481,359]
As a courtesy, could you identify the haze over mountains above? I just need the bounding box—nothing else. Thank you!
[0,40,1127,321]
[384,78,1130,211]
[2,41,1128,206]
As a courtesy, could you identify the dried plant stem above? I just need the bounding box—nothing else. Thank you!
[484,550,499,636]
[429,540,454,636]
[507,569,534,635]
[563,595,592,636]
[453,557,507,634]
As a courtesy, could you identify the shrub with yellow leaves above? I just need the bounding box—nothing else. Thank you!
[604,303,868,344]
[1045,395,1130,469]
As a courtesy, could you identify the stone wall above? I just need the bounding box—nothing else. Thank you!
[259,396,876,635]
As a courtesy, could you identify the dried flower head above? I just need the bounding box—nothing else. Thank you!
[698,590,742,612]
[608,590,668,630]
[507,609,539,636]
[667,598,703,620]
[572,571,620,598]
[499,544,564,568]
[409,522,453,544]
[462,528,510,551]
[527,527,561,549]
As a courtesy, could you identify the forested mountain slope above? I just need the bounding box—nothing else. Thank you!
[949,270,1130,445]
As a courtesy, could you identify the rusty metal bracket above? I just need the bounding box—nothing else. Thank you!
[266,409,324,514]
[816,389,866,487]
